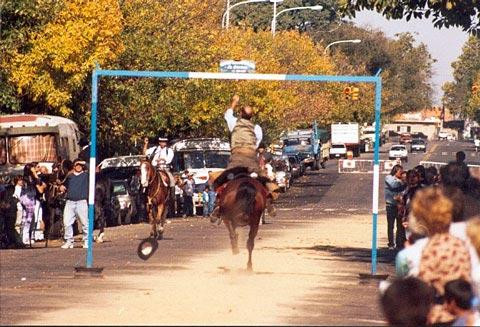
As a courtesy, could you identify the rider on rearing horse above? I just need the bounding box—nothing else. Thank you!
[210,94,278,222]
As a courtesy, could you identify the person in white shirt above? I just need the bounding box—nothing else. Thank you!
[144,136,176,217]
[143,136,175,188]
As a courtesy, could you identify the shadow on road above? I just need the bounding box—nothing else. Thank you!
[291,245,396,264]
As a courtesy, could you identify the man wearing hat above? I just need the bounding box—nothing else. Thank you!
[59,158,89,249]
[143,136,176,214]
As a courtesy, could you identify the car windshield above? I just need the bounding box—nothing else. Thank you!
[284,138,311,146]
[288,157,297,164]
[174,150,230,170]
[0,137,6,165]
[332,144,345,149]
[412,140,425,144]
[391,146,405,151]
[112,182,127,195]
[8,134,57,164]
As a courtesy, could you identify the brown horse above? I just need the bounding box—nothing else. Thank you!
[140,160,169,240]
[219,176,268,271]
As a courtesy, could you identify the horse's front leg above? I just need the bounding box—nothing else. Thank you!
[147,200,156,239]
[156,203,166,240]
[223,219,239,255]
[247,223,259,271]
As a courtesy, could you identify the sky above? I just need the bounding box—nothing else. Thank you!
[349,10,469,105]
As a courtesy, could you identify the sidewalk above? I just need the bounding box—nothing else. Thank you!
[20,213,394,325]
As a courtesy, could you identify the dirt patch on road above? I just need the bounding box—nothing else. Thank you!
[21,214,391,325]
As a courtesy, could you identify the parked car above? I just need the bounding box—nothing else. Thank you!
[110,179,136,226]
[329,143,347,159]
[410,139,427,153]
[272,157,291,192]
[399,133,412,144]
[438,131,449,141]
[287,155,303,178]
[389,145,408,162]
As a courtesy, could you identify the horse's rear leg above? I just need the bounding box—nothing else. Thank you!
[223,219,239,254]
[147,203,157,239]
[247,224,259,271]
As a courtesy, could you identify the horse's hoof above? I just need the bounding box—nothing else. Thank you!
[232,248,240,255]
[247,265,253,272]
[96,232,105,243]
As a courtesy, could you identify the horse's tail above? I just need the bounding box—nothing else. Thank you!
[235,180,257,217]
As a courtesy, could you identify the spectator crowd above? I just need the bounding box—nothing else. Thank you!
[382,151,480,326]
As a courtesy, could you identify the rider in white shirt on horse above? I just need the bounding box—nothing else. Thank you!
[143,136,175,188]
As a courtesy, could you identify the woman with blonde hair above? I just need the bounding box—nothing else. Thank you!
[400,186,479,324]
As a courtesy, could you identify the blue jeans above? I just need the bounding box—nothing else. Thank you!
[63,199,88,243]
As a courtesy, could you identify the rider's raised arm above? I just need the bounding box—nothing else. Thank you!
[224,94,240,132]
[254,124,263,148]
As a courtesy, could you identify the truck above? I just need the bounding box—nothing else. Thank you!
[1,114,81,179]
[281,121,330,170]
[331,123,361,157]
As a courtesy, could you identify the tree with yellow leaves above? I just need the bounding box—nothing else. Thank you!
[8,0,124,116]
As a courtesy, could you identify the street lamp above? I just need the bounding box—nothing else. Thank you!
[271,5,323,36]
[222,0,280,29]
[324,39,362,54]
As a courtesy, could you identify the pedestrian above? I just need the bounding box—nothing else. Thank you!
[202,186,209,218]
[13,176,24,234]
[444,279,480,326]
[380,277,435,327]
[440,162,480,220]
[384,164,406,250]
[182,173,194,217]
[19,163,45,245]
[59,159,89,249]
[207,186,216,216]
[398,169,422,245]
[424,166,439,185]
[174,175,184,217]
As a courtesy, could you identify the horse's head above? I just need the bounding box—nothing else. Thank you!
[140,160,152,188]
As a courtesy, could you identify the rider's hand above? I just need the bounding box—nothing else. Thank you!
[231,94,240,107]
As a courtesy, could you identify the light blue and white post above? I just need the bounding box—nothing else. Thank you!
[86,68,99,268]
[371,70,382,275]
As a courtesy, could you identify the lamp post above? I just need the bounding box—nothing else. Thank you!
[271,5,323,36]
[222,0,276,29]
[324,39,362,54]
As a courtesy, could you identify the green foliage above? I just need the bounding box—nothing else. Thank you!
[442,36,480,118]
[340,0,480,34]
[311,24,434,118]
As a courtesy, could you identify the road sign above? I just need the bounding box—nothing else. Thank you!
[219,60,256,73]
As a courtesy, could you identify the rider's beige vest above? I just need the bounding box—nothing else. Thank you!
[231,118,256,150]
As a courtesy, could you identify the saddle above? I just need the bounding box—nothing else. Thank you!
[158,170,170,188]
[212,167,270,192]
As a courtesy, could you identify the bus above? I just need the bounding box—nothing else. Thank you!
[0,114,81,178]
[171,138,230,211]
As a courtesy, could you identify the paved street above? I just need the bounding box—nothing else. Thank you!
[0,140,475,325]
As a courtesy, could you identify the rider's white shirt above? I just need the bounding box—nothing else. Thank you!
[146,146,174,167]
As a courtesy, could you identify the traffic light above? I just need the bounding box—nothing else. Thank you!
[472,84,479,94]
[343,86,352,100]
[351,87,360,101]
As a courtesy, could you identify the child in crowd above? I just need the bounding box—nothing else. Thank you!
[444,279,480,326]
[202,186,209,218]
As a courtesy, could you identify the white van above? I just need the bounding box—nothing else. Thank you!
[0,114,81,177]
[171,138,230,210]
